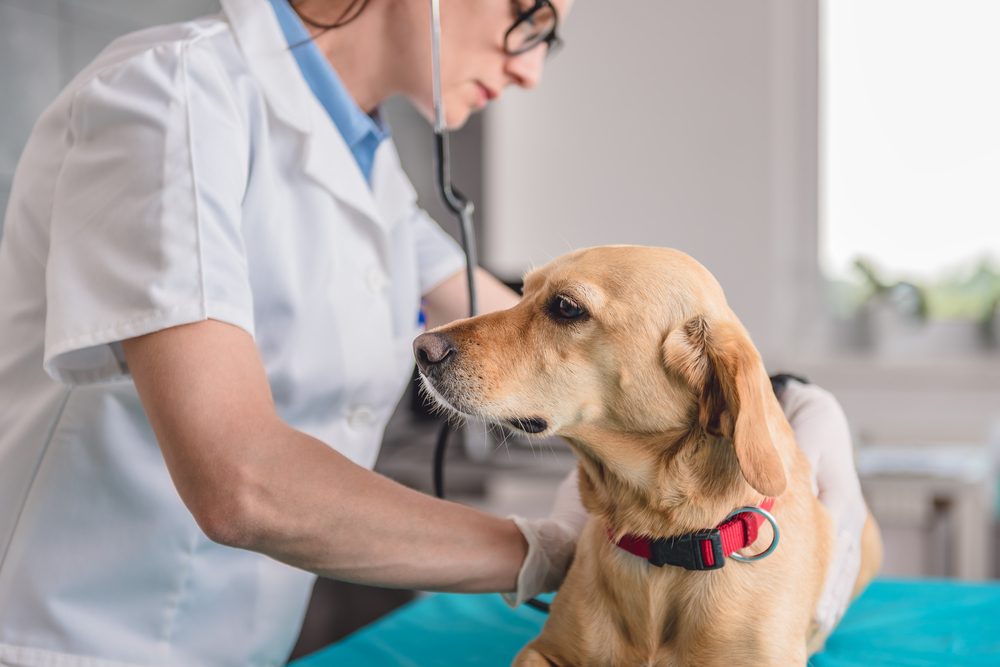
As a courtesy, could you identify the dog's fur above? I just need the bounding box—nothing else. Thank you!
[415,246,881,666]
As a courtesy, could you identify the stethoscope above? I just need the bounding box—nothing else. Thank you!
[427,0,549,613]
[429,0,478,319]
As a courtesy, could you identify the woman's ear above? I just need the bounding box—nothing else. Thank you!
[662,316,787,497]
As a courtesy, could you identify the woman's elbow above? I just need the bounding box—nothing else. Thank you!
[196,498,256,549]
[185,466,270,550]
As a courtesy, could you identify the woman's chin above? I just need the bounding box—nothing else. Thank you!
[443,105,473,130]
[411,92,476,130]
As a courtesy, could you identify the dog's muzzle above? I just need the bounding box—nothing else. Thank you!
[413,331,551,435]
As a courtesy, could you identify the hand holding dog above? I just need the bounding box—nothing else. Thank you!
[779,380,868,636]
[502,468,588,608]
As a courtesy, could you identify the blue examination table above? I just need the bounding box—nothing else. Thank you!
[292,579,1000,666]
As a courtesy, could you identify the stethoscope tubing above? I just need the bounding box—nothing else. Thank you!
[427,0,549,614]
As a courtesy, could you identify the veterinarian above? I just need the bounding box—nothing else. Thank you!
[0,0,866,664]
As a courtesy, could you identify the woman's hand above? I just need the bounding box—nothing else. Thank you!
[779,380,869,636]
[502,467,587,607]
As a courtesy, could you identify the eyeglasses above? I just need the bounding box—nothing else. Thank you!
[504,0,563,56]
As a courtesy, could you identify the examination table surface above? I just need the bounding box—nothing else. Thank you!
[291,579,1000,666]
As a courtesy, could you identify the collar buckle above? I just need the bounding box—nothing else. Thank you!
[649,530,725,571]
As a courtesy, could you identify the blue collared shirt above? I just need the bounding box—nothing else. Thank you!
[267,0,390,184]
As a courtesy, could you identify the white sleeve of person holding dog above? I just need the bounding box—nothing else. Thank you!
[0,0,871,663]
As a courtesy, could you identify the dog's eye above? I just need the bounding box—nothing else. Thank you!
[547,295,588,322]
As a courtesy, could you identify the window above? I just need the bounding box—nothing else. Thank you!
[820,0,1000,347]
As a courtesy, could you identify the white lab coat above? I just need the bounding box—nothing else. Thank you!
[0,0,465,664]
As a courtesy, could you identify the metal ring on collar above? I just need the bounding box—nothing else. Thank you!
[724,506,780,563]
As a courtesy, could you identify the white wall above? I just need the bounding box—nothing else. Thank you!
[484,0,820,366]
[482,0,1000,445]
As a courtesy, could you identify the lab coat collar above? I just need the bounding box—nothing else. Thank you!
[221,0,413,233]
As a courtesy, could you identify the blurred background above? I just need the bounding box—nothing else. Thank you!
[2,0,998,658]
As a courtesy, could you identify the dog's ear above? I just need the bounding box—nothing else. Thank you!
[662,316,787,497]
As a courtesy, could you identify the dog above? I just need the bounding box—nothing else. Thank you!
[414,246,881,666]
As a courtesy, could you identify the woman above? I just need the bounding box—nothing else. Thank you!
[0,0,865,664]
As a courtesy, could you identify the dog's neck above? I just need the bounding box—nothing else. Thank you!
[569,429,761,540]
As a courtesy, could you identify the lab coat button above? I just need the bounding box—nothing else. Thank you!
[365,268,387,294]
[347,406,375,429]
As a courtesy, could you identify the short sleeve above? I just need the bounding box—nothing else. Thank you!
[43,40,254,385]
[410,208,467,296]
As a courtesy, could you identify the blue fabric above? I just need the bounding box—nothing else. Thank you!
[290,580,1000,666]
[266,0,389,184]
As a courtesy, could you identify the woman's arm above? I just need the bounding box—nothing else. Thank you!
[122,319,526,592]
[422,267,521,328]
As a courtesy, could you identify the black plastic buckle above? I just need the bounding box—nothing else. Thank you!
[648,530,725,571]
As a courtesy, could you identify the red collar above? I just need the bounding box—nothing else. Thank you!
[607,498,776,571]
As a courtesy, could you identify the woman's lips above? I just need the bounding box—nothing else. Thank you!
[475,82,497,107]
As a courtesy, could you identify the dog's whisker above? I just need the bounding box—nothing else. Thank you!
[500,428,512,459]
[484,421,513,462]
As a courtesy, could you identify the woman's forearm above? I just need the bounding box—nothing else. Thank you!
[227,422,528,593]
[422,267,521,329]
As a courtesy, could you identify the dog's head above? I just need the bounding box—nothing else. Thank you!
[415,246,787,525]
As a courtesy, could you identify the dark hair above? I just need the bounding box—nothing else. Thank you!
[290,0,372,34]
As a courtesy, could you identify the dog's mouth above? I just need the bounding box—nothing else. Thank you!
[504,417,549,434]
[417,372,475,419]
[418,373,551,435]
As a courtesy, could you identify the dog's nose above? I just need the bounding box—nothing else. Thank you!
[413,332,457,374]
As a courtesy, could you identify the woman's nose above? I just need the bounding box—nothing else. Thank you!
[504,46,547,90]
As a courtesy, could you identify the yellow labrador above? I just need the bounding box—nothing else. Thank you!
[414,246,881,666]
